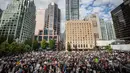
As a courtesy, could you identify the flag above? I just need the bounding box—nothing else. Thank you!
[95,58,99,63]
[16,61,20,65]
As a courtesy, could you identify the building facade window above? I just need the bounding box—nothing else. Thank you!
[39,36,42,41]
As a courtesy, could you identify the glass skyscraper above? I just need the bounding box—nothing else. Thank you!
[0,0,36,42]
[44,2,60,42]
[100,19,115,40]
[66,0,79,20]
[111,0,130,43]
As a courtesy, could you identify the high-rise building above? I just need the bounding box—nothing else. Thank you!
[105,21,116,40]
[84,14,102,40]
[65,20,95,51]
[43,2,60,47]
[111,0,130,43]
[0,0,36,42]
[100,19,115,40]
[0,9,2,19]
[100,19,108,40]
[34,9,45,41]
[66,0,79,20]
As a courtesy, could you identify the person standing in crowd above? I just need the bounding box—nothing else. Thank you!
[0,51,130,73]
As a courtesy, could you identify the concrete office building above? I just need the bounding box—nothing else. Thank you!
[43,2,61,48]
[0,0,36,42]
[65,20,95,51]
[84,14,102,40]
[66,0,79,20]
[111,0,130,43]
[34,9,45,41]
[35,9,45,35]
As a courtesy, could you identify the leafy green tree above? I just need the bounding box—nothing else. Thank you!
[8,35,14,44]
[105,45,112,53]
[67,43,72,52]
[0,36,6,44]
[0,41,32,57]
[41,39,48,49]
[25,45,31,52]
[17,43,26,53]
[49,39,55,49]
[33,40,39,50]
[10,42,30,54]
[0,41,10,56]
[24,39,32,46]
[0,48,4,57]
[10,42,19,54]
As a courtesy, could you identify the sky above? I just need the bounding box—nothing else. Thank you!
[0,0,123,33]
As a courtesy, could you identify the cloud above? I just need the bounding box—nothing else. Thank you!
[92,7,102,13]
[93,0,123,6]
[0,0,11,10]
[80,6,93,19]
[80,0,123,20]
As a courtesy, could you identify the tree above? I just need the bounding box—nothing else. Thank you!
[0,36,6,44]
[33,40,39,50]
[17,43,26,53]
[105,45,112,53]
[8,35,14,44]
[9,42,25,54]
[25,45,31,52]
[41,39,48,49]
[67,43,72,52]
[0,41,32,57]
[0,41,10,56]
[24,39,32,46]
[10,42,19,54]
[49,39,55,49]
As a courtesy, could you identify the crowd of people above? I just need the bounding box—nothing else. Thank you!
[0,51,130,73]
